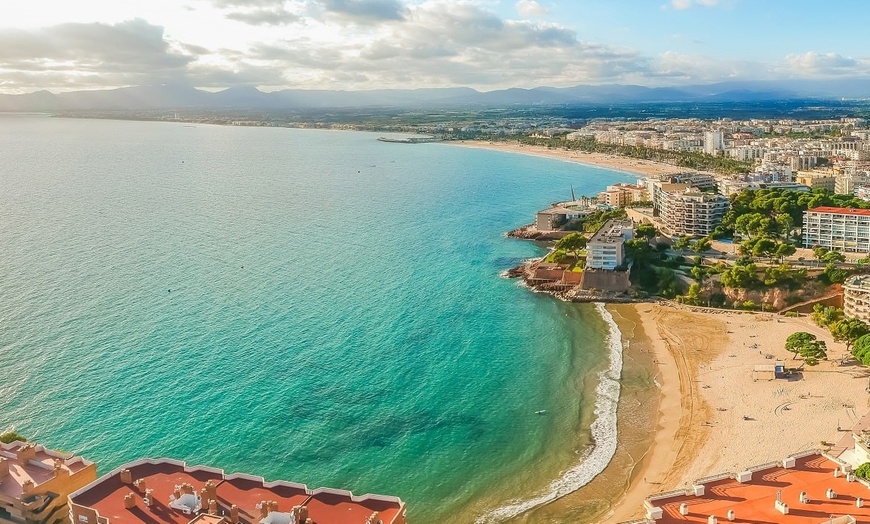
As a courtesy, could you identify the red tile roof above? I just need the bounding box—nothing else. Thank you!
[69,459,405,524]
[649,454,870,523]
[808,206,870,217]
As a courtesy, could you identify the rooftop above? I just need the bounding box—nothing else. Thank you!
[845,274,870,291]
[808,206,870,217]
[646,454,870,524]
[589,219,633,245]
[69,458,404,524]
[0,441,93,500]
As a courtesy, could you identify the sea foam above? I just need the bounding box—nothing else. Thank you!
[476,302,624,523]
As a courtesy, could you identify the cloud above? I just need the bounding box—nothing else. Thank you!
[226,7,299,25]
[784,52,869,76]
[670,0,720,10]
[0,19,198,91]
[516,0,547,17]
[316,0,406,22]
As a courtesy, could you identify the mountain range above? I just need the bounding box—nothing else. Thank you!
[1,79,868,112]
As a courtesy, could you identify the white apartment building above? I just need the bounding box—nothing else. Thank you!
[802,207,870,253]
[704,131,725,154]
[586,219,634,270]
[657,189,729,236]
[844,275,870,324]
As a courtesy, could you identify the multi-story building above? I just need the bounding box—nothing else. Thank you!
[68,458,406,524]
[658,189,729,236]
[844,274,870,324]
[597,183,648,207]
[0,441,96,524]
[585,219,634,270]
[802,206,870,252]
[704,131,725,154]
[795,172,836,192]
[836,173,870,195]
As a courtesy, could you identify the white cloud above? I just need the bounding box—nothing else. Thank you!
[670,0,719,10]
[784,52,868,76]
[516,0,547,17]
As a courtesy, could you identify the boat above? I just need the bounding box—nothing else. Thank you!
[535,410,547,415]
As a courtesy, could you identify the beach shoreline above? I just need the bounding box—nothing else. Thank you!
[445,140,688,179]
[599,304,870,523]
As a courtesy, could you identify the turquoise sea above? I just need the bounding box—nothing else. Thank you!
[0,116,633,522]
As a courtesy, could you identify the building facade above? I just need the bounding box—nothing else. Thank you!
[802,206,870,253]
[844,275,870,324]
[0,441,96,524]
[68,458,406,524]
[598,183,648,207]
[657,190,729,237]
[586,219,634,270]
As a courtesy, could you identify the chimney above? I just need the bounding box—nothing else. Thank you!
[53,459,68,478]
[0,458,10,479]
[22,480,35,495]
[124,494,137,510]
[16,444,36,465]
[173,486,182,500]
[258,501,269,518]
[120,469,133,484]
[365,511,381,524]
[205,480,218,502]
[144,489,154,507]
[230,505,239,523]
[201,488,209,507]
[134,479,147,493]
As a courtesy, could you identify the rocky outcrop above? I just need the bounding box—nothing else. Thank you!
[507,225,573,241]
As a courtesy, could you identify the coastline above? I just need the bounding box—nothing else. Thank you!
[446,140,688,178]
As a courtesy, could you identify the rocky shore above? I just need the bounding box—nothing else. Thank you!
[506,224,573,241]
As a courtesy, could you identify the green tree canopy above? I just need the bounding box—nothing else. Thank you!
[851,334,870,366]
[811,305,844,328]
[0,432,26,444]
[830,318,870,351]
[555,232,587,254]
[635,222,657,240]
[692,237,712,253]
[785,331,828,365]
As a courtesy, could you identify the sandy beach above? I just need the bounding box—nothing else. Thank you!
[602,304,870,523]
[448,140,688,179]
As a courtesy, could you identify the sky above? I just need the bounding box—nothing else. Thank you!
[0,0,868,94]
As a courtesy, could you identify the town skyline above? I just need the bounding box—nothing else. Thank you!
[2,0,869,95]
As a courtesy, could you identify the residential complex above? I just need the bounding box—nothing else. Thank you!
[68,458,406,524]
[656,188,729,237]
[597,183,648,207]
[844,275,870,324]
[586,219,633,270]
[802,207,870,253]
[0,441,97,524]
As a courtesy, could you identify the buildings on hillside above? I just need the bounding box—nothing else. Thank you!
[802,207,870,253]
[586,219,634,270]
[0,441,96,524]
[597,183,648,207]
[68,458,406,524]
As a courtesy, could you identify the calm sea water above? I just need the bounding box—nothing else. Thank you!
[0,116,632,522]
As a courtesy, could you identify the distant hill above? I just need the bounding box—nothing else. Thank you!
[1,79,868,112]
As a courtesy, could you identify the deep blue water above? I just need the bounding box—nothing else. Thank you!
[0,116,633,522]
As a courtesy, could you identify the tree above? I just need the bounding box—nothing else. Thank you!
[811,305,843,328]
[851,334,870,366]
[672,235,691,252]
[635,222,657,240]
[555,233,587,255]
[690,265,706,283]
[679,283,703,305]
[692,237,712,253]
[823,263,849,284]
[830,318,870,351]
[784,332,827,365]
[823,250,846,264]
[775,242,796,263]
[0,432,26,444]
